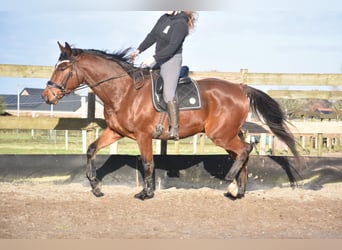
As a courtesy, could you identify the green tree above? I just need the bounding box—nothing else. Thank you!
[276,98,306,119]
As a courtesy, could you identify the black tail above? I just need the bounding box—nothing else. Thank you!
[243,85,303,182]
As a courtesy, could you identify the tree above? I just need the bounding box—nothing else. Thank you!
[275,98,306,119]
[331,100,342,120]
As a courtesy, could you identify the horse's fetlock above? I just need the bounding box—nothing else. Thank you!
[87,173,96,182]
[227,179,238,197]
[225,176,235,183]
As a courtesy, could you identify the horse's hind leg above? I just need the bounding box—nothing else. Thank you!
[210,134,252,199]
[225,140,253,199]
[86,128,122,197]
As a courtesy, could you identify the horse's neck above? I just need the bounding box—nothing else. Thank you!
[85,63,135,111]
[94,80,132,106]
[79,55,149,113]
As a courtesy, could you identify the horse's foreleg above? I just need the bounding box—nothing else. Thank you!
[86,141,104,197]
[86,128,122,197]
[134,136,155,200]
[134,160,155,200]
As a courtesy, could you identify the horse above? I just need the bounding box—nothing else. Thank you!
[42,42,302,200]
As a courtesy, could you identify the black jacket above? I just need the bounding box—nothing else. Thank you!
[138,12,189,65]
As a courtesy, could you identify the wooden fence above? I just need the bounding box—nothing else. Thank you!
[1,63,342,100]
[1,64,342,156]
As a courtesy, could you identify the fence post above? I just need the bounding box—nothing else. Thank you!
[65,130,68,151]
[174,141,180,154]
[317,133,323,156]
[240,68,248,84]
[110,141,118,154]
[259,133,267,155]
[301,135,305,149]
[87,89,95,122]
[82,130,87,153]
[193,134,198,154]
[336,136,341,151]
[199,133,205,154]
[160,140,167,155]
[270,135,275,155]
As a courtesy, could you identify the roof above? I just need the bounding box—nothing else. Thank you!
[314,107,333,114]
[1,88,85,112]
[20,88,44,96]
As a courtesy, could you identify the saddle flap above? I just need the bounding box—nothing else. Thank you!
[151,66,202,112]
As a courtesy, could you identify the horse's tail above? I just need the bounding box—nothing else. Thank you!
[242,84,303,181]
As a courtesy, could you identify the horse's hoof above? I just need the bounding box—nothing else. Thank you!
[224,192,237,200]
[91,187,104,197]
[224,192,244,200]
[134,190,154,201]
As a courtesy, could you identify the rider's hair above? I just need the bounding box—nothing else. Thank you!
[183,11,198,32]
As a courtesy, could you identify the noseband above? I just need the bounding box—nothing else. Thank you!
[46,60,76,100]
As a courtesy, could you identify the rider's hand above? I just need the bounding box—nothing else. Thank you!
[142,56,156,68]
[130,49,140,61]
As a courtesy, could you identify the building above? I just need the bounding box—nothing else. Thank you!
[1,88,104,118]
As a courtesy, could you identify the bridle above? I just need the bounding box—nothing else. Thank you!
[46,58,147,102]
[46,60,77,101]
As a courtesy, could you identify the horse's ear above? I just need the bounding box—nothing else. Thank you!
[64,42,72,57]
[65,42,72,51]
[57,41,64,51]
[57,41,72,57]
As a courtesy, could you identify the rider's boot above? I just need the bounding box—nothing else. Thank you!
[166,99,179,140]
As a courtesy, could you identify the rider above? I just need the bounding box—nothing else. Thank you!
[131,11,197,140]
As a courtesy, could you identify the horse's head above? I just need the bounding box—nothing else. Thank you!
[42,42,83,104]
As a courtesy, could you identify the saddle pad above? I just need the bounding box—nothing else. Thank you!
[151,77,202,112]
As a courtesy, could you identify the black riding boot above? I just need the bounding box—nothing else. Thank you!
[166,99,179,140]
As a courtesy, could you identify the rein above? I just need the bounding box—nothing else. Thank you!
[76,67,145,92]
[88,72,131,88]
[48,59,147,95]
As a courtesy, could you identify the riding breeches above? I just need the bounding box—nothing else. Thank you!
[160,53,182,102]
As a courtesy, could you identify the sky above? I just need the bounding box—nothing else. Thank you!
[1,0,342,95]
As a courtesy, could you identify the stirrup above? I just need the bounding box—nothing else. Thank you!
[168,128,179,140]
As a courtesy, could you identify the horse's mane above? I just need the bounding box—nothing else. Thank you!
[61,45,138,72]
[85,48,132,64]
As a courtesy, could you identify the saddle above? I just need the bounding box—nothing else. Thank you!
[150,66,202,112]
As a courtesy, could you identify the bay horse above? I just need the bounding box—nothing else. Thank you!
[42,42,302,200]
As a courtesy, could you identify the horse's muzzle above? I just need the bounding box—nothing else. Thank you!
[41,92,58,105]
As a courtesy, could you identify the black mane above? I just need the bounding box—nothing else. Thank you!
[84,48,133,64]
[59,45,138,72]
[59,44,153,77]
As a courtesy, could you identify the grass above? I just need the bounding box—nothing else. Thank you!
[0,129,338,156]
[0,129,227,155]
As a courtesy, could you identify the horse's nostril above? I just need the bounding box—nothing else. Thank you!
[42,95,49,103]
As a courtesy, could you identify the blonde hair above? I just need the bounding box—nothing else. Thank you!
[183,11,198,32]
